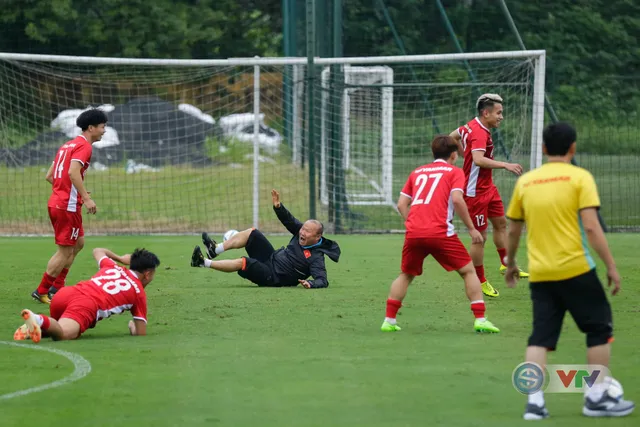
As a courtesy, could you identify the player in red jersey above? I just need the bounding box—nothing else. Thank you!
[381,135,500,333]
[31,109,108,304]
[14,247,160,342]
[449,93,527,298]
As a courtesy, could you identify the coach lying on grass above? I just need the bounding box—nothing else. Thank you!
[190,189,340,289]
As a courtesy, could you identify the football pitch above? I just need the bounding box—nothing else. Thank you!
[1,234,639,426]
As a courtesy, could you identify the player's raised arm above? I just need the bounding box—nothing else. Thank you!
[92,247,131,265]
[272,189,303,235]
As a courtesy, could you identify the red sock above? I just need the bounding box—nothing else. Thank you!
[52,268,69,290]
[386,298,402,319]
[470,301,486,319]
[40,315,51,331]
[474,265,486,283]
[497,248,507,266]
[36,272,56,295]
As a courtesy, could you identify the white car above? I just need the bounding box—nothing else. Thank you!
[218,113,282,154]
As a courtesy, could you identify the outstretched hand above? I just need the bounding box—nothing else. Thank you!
[504,265,520,288]
[298,279,311,289]
[271,189,281,208]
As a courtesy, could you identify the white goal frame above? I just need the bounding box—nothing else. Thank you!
[319,65,394,206]
[0,50,546,230]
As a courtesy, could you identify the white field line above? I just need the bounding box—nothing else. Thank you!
[0,341,91,400]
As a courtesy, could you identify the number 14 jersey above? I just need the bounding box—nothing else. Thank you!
[74,256,148,324]
[400,159,466,238]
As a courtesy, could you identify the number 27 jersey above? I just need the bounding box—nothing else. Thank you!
[400,159,466,238]
[75,256,148,324]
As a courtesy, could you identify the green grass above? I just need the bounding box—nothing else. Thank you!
[0,234,639,426]
[1,151,638,234]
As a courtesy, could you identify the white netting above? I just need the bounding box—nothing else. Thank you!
[0,52,543,234]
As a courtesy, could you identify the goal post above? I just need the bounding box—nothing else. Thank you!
[0,50,548,235]
[318,65,394,206]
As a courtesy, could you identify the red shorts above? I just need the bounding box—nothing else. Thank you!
[464,185,505,232]
[48,207,84,246]
[49,286,97,334]
[401,235,472,275]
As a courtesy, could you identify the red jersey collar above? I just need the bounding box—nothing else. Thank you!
[474,117,491,133]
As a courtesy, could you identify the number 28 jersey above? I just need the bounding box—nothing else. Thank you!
[74,256,148,324]
[400,159,466,238]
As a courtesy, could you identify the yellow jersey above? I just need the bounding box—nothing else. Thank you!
[506,162,600,282]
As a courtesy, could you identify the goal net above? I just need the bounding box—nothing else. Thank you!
[0,51,546,235]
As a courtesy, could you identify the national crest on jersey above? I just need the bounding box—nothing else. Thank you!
[400,159,466,238]
[48,135,93,212]
[457,117,495,197]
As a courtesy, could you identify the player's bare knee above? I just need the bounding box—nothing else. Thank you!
[57,244,75,257]
[400,272,415,283]
[457,262,475,277]
[57,318,81,341]
[490,216,507,231]
[74,237,85,254]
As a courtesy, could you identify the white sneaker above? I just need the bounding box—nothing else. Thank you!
[583,390,635,417]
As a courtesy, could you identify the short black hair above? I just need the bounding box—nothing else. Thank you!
[476,93,503,115]
[543,122,577,156]
[130,248,160,273]
[76,109,108,131]
[431,135,459,160]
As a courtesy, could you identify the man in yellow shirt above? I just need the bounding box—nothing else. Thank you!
[504,122,634,420]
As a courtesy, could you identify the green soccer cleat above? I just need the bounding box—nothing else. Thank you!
[380,321,402,332]
[474,318,500,334]
[481,281,499,298]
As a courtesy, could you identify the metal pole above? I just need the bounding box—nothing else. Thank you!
[375,0,440,134]
[434,0,509,160]
[497,0,559,123]
[283,0,293,150]
[306,0,317,219]
[331,0,344,232]
[497,0,607,231]
[252,63,261,229]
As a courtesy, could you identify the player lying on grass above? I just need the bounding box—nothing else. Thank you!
[381,135,500,334]
[191,189,340,289]
[14,247,160,342]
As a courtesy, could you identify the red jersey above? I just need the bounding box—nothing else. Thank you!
[48,135,93,212]
[400,159,466,238]
[457,117,494,197]
[73,256,148,325]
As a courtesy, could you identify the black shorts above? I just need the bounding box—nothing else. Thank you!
[237,230,278,287]
[528,269,613,350]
